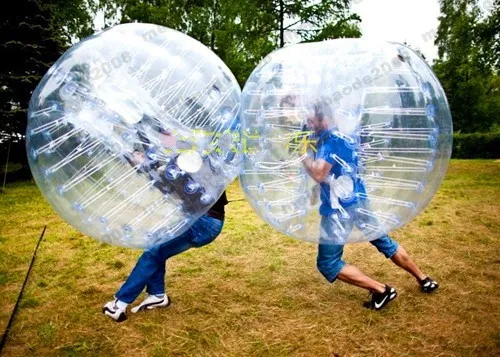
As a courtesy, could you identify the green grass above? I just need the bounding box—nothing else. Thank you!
[0,159,499,356]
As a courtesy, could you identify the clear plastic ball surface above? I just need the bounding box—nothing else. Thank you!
[239,39,452,245]
[26,23,242,249]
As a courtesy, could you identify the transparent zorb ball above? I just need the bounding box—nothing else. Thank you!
[239,39,452,244]
[26,23,242,249]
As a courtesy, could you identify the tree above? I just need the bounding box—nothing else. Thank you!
[0,0,102,170]
[477,0,499,71]
[433,0,499,133]
[228,0,362,81]
[100,0,277,85]
[45,0,98,43]
[0,0,67,151]
[101,0,361,85]
[272,0,361,47]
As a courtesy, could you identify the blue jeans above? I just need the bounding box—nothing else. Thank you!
[316,201,399,283]
[115,214,224,303]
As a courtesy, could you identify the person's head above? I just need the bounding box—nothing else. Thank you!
[306,100,332,134]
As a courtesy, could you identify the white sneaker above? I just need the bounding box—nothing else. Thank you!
[131,294,171,313]
[102,299,127,322]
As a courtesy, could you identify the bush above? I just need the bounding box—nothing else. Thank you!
[452,133,500,159]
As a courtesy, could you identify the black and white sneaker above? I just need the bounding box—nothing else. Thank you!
[419,277,439,293]
[363,285,397,310]
[131,294,171,313]
[103,299,127,322]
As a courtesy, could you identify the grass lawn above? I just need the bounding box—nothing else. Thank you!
[0,159,499,356]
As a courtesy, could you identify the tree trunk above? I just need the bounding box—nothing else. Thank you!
[279,0,284,47]
[211,0,218,51]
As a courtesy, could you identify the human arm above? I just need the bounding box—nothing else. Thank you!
[303,156,332,183]
[302,134,336,183]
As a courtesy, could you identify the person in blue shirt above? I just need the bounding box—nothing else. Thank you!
[302,100,439,310]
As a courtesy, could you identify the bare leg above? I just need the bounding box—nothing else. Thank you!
[337,264,386,293]
[390,246,426,282]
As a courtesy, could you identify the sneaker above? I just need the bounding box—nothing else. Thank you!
[363,285,397,310]
[102,299,127,322]
[131,294,171,313]
[419,277,439,293]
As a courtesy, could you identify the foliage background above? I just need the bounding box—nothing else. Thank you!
[0,0,498,168]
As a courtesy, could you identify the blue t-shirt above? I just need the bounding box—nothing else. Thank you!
[313,130,365,216]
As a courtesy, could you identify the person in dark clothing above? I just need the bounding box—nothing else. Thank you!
[123,112,224,216]
[103,192,228,322]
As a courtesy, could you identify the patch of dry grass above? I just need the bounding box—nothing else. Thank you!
[0,160,499,356]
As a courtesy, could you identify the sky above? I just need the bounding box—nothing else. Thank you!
[350,0,442,63]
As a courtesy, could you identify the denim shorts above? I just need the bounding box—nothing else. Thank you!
[316,235,399,283]
[316,200,399,283]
